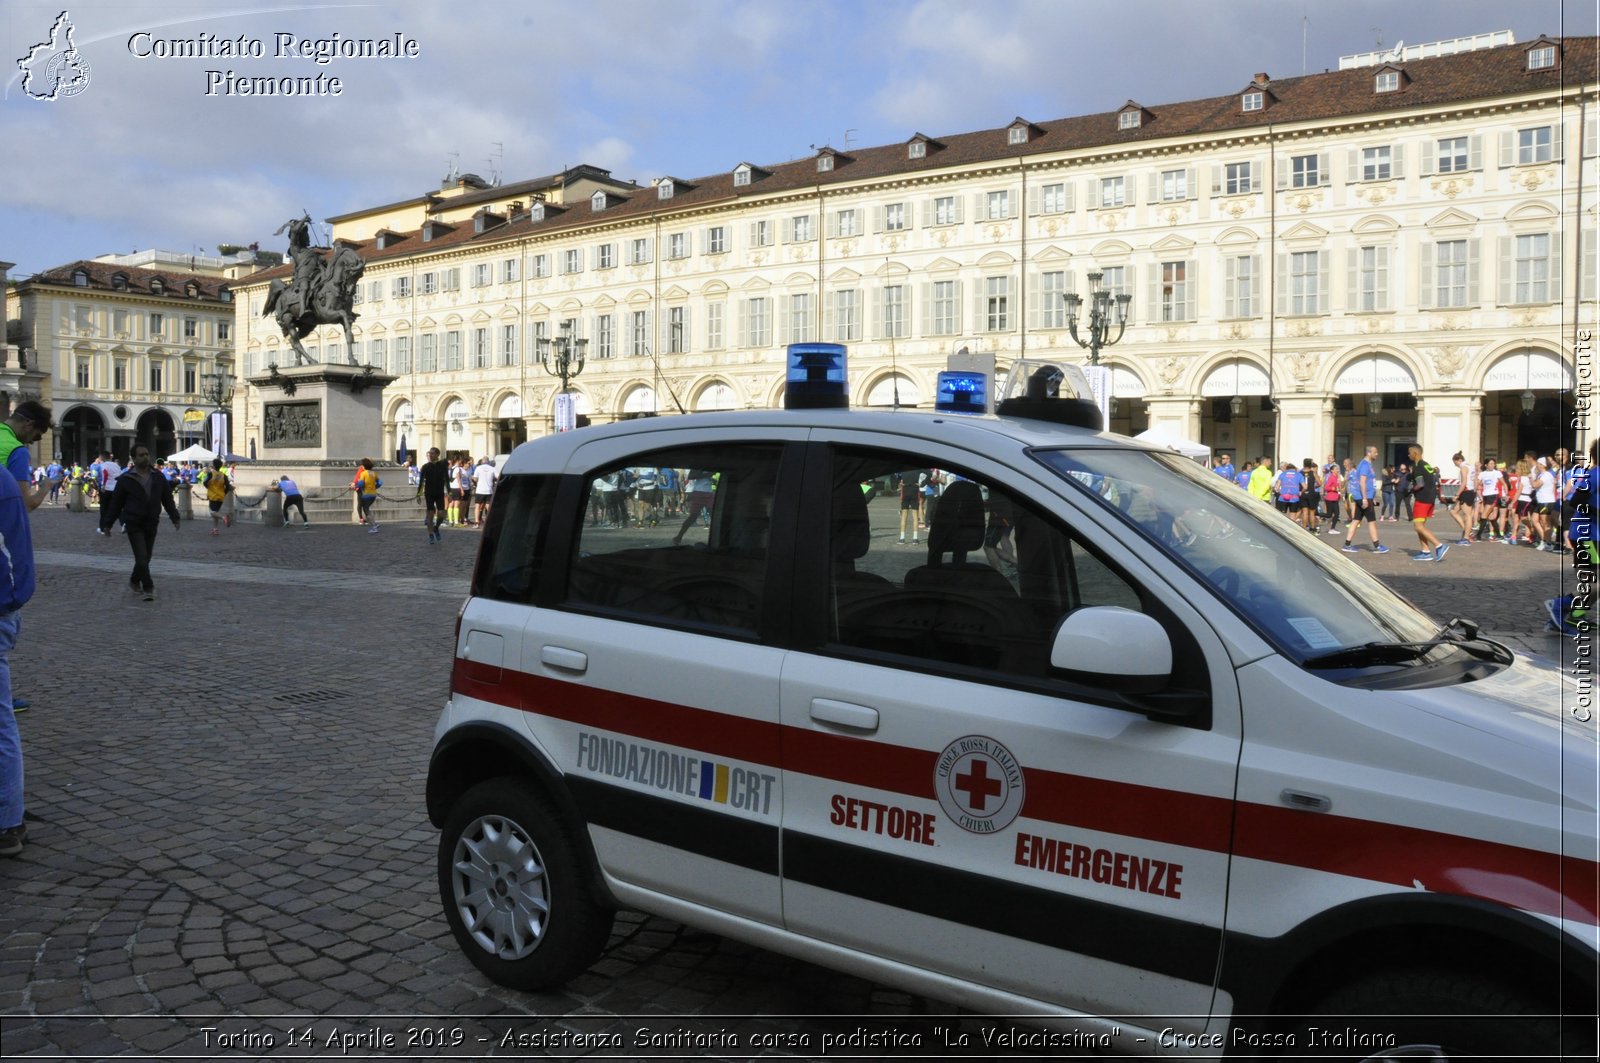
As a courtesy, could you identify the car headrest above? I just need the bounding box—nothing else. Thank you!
[926,479,986,564]
[832,481,871,562]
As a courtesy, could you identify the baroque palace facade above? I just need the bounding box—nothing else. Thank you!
[234,32,1597,470]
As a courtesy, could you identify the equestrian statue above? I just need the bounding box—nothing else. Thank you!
[262,214,365,366]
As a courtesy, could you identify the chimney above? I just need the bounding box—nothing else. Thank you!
[1253,72,1270,85]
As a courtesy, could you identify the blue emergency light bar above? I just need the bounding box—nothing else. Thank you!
[784,342,849,409]
[934,371,988,414]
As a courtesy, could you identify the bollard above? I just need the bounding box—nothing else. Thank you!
[176,487,194,521]
[264,492,283,526]
[223,490,238,525]
[66,482,86,513]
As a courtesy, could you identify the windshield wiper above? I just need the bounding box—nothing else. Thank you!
[1303,618,1513,670]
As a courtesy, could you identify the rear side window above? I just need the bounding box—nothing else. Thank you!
[564,443,783,636]
[475,475,561,602]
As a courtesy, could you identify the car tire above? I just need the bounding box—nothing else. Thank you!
[1299,967,1566,1060]
[438,778,612,990]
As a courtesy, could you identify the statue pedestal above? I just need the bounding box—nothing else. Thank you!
[235,362,418,525]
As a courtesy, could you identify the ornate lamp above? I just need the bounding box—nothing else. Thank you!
[1064,270,1132,366]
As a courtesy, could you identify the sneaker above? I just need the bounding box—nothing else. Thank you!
[1341,544,1359,553]
[11,697,29,712]
[1456,538,1471,546]
[1535,541,1548,552]
[301,522,310,529]
[368,526,380,534]
[897,538,906,545]
[283,518,290,527]
[143,588,156,602]
[1412,551,1435,561]
[1326,527,1340,534]
[0,823,25,857]
[1433,544,1451,563]
[1372,545,1390,554]
[1546,598,1568,629]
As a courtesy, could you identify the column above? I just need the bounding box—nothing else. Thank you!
[1143,397,1201,442]
[1273,394,1328,464]
[1417,392,1475,466]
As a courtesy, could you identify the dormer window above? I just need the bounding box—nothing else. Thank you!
[816,154,833,172]
[111,272,128,291]
[530,202,545,221]
[72,269,88,286]
[733,164,752,187]
[1118,110,1141,130]
[658,181,674,200]
[1008,126,1027,145]
[1242,90,1264,112]
[591,190,607,211]
[218,287,231,303]
[1375,69,1400,93]
[150,278,165,295]
[186,282,200,298]
[908,141,926,159]
[1528,44,1557,70]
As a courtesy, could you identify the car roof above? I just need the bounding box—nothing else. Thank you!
[500,407,1151,475]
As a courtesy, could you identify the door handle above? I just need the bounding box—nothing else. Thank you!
[810,698,879,732]
[540,646,588,674]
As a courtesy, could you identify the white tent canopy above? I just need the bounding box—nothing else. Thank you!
[1136,427,1211,463]
[165,443,216,463]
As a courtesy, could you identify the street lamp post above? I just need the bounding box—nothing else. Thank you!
[536,321,588,432]
[1064,270,1132,366]
[200,368,235,455]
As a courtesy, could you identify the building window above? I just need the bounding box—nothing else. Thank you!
[596,243,615,269]
[595,315,614,359]
[499,325,517,366]
[933,195,959,226]
[1290,251,1322,314]
[751,219,773,247]
[1225,255,1257,318]
[789,216,814,242]
[706,226,727,254]
[1118,110,1140,129]
[501,258,519,283]
[183,317,198,340]
[114,361,127,390]
[532,254,550,278]
[884,202,907,231]
[629,238,652,264]
[788,293,813,343]
[1290,153,1320,188]
[473,263,491,287]
[743,297,770,347]
[1518,126,1553,165]
[1361,145,1393,181]
[420,272,438,295]
[393,276,411,298]
[1100,176,1126,208]
[445,331,463,371]
[931,280,958,335]
[77,359,92,388]
[1242,90,1263,112]
[833,289,860,342]
[113,309,128,335]
[183,364,196,393]
[149,363,163,393]
[472,327,490,369]
[985,190,1011,220]
[1159,261,1191,321]
[1435,240,1470,308]
[419,334,437,373]
[706,302,725,349]
[734,166,751,187]
[984,276,1011,331]
[218,322,231,342]
[667,232,688,259]
[1354,245,1390,312]
[72,269,88,286]
[1514,233,1553,304]
[658,181,675,200]
[1225,161,1254,195]
[1375,70,1400,93]
[528,322,547,364]
[444,267,462,292]
[1008,126,1027,145]
[881,285,907,339]
[73,306,91,331]
[1159,169,1188,201]
[112,273,128,290]
[149,313,164,338]
[667,307,687,353]
[1528,45,1557,70]
[629,311,648,357]
[1436,136,1469,173]
[591,191,607,211]
[563,249,582,274]
[908,141,926,159]
[1041,271,1067,328]
[369,339,386,372]
[834,209,859,238]
[394,336,412,373]
[1040,183,1069,213]
[817,154,833,172]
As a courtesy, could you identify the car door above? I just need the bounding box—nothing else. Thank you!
[515,430,805,926]
[777,435,1242,1029]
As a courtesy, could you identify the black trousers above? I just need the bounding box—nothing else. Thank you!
[284,493,307,521]
[127,520,161,591]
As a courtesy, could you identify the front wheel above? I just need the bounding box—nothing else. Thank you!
[437,779,612,990]
[1296,968,1568,1061]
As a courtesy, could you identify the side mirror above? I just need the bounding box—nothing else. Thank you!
[1051,606,1173,696]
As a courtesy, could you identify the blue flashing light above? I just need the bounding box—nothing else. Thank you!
[784,342,849,409]
[935,370,988,414]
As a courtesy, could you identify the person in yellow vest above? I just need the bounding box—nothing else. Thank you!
[351,458,381,534]
[199,459,231,536]
[1247,454,1275,504]
[0,401,52,512]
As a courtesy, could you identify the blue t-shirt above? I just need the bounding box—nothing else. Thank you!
[1352,458,1377,501]
[1278,469,1303,502]
[0,473,35,614]
[1214,462,1235,481]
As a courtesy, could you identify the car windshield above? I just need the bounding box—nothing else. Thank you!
[1032,447,1438,664]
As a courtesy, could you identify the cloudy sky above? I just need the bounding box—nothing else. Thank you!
[2,0,1593,279]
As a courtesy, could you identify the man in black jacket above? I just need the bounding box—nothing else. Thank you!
[97,444,181,600]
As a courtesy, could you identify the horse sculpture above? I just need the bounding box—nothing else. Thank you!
[262,215,366,366]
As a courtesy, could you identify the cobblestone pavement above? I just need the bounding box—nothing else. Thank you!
[0,502,1581,1060]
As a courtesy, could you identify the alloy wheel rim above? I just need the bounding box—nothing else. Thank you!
[451,814,551,960]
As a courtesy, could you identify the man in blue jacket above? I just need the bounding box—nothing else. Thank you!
[97,443,181,601]
[0,470,35,856]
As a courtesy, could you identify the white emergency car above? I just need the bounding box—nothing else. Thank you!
[429,352,1597,1057]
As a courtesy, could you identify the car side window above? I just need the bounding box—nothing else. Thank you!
[827,447,1142,676]
[475,475,560,603]
[564,443,783,635]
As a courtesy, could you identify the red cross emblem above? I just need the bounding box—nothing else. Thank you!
[954,757,1004,813]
